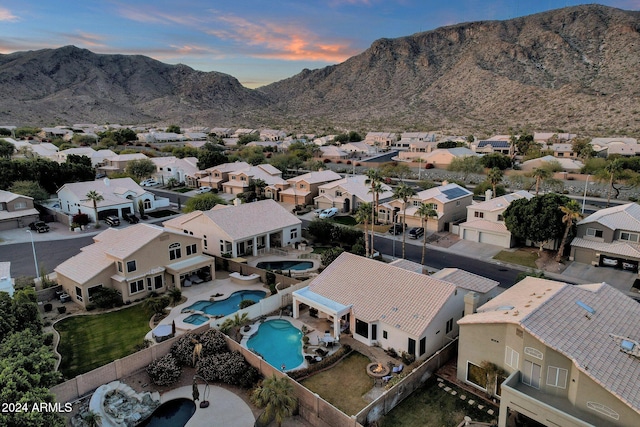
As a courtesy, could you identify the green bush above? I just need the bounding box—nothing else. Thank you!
[170,333,199,367]
[196,351,258,387]
[146,353,182,386]
[91,287,122,309]
[239,299,256,309]
[43,333,54,346]
[288,345,352,380]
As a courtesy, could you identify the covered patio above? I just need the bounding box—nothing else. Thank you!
[292,287,351,340]
[165,254,215,289]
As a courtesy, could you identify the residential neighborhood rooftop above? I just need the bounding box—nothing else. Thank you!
[577,202,640,232]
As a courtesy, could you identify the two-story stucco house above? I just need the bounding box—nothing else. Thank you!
[222,164,286,196]
[314,174,394,213]
[55,224,213,308]
[195,161,251,190]
[163,199,302,258]
[458,276,640,427]
[278,170,342,206]
[0,190,40,231]
[570,202,640,274]
[458,191,534,248]
[378,183,472,231]
[96,153,149,176]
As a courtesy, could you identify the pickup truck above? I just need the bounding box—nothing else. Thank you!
[29,221,50,233]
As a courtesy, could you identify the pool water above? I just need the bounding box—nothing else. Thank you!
[184,313,209,325]
[256,260,314,271]
[139,398,195,427]
[246,319,303,370]
[182,290,266,317]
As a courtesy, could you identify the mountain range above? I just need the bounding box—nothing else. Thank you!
[1,4,639,136]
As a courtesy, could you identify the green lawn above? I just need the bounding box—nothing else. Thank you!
[55,304,152,379]
[493,249,539,269]
[301,352,373,415]
[332,216,357,226]
[379,378,498,427]
[172,187,192,193]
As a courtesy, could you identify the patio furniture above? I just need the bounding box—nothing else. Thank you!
[190,274,204,284]
[382,375,393,383]
[315,348,328,357]
[392,364,404,374]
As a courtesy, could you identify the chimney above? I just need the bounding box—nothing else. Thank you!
[485,189,493,200]
[464,291,480,316]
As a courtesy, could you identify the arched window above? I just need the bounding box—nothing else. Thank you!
[169,242,182,260]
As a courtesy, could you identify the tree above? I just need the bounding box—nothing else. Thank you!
[220,312,250,341]
[355,203,372,257]
[0,139,15,159]
[9,180,49,202]
[487,168,504,197]
[601,158,624,207]
[393,183,416,259]
[238,133,260,145]
[529,167,552,196]
[417,203,437,266]
[183,193,227,213]
[166,177,178,189]
[166,125,181,134]
[125,158,156,182]
[251,374,298,427]
[555,200,582,262]
[86,190,104,224]
[480,153,512,170]
[448,156,483,181]
[503,193,570,252]
[197,148,228,170]
[321,247,344,266]
[366,168,383,253]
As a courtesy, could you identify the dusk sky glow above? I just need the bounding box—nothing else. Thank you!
[1,1,639,88]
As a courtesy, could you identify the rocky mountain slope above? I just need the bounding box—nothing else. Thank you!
[1,5,639,135]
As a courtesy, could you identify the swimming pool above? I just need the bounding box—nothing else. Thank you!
[246,319,303,370]
[139,398,195,427]
[182,290,266,317]
[256,260,314,271]
[183,313,209,325]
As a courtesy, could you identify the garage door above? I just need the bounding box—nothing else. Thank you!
[479,232,507,247]
[462,228,477,241]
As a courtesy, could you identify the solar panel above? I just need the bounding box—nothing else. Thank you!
[478,140,510,148]
[442,187,469,200]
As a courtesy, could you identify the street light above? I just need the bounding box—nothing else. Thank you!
[582,174,591,214]
[26,229,39,278]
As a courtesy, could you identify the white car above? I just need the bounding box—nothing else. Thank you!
[319,207,339,219]
[196,186,213,194]
[140,179,158,187]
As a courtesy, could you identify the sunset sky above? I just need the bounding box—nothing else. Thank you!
[1,1,638,88]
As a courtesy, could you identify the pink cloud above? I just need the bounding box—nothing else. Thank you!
[0,7,19,22]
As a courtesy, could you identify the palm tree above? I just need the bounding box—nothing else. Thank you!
[253,178,267,199]
[166,177,178,189]
[82,410,102,427]
[86,190,104,225]
[530,167,551,196]
[417,203,437,265]
[251,374,298,427]
[168,288,182,306]
[487,167,504,197]
[220,312,250,341]
[603,159,623,207]
[355,202,372,257]
[555,200,582,262]
[393,183,416,259]
[366,169,383,254]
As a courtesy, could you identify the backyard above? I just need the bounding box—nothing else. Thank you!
[301,351,373,415]
[55,304,152,379]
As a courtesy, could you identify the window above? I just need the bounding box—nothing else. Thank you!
[474,211,484,218]
[300,184,306,189]
[524,347,543,360]
[14,201,27,210]
[446,318,454,334]
[466,362,487,389]
[169,243,182,260]
[126,260,137,273]
[241,176,247,181]
[419,337,426,356]
[129,279,144,294]
[586,402,619,420]
[214,173,220,177]
[586,228,603,238]
[546,366,567,388]
[522,360,542,388]
[497,214,504,221]
[383,330,388,339]
[413,200,421,207]
[117,261,123,273]
[355,319,369,338]
[186,244,197,255]
[336,190,342,196]
[76,286,83,302]
[146,277,152,291]
[144,199,151,210]
[456,201,460,206]
[290,229,298,239]
[408,338,416,355]
[505,346,519,369]
[620,231,639,242]
[320,189,325,194]
[154,275,163,289]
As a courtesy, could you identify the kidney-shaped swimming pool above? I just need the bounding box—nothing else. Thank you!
[181,290,266,317]
[246,319,304,371]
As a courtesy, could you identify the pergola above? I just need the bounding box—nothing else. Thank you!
[292,287,351,339]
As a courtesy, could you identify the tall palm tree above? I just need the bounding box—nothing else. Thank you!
[603,159,623,207]
[487,167,504,197]
[86,190,104,225]
[530,167,551,196]
[393,183,416,259]
[355,202,372,257]
[555,200,582,262]
[417,203,437,266]
[251,374,298,427]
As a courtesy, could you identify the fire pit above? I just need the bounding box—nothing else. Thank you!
[366,362,390,379]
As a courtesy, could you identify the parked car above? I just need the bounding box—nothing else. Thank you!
[388,223,406,235]
[104,215,120,226]
[29,221,50,233]
[123,212,139,224]
[313,208,324,217]
[196,186,212,194]
[319,207,339,219]
[601,257,618,267]
[408,227,424,239]
[140,178,159,187]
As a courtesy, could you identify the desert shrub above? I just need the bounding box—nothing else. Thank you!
[43,303,52,312]
[198,329,228,356]
[57,306,67,314]
[43,332,54,346]
[196,351,253,386]
[170,333,198,367]
[146,353,182,386]
[401,351,416,365]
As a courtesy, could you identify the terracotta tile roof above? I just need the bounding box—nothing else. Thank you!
[287,170,341,184]
[318,175,394,203]
[389,259,424,274]
[577,203,640,232]
[432,268,499,293]
[307,252,456,337]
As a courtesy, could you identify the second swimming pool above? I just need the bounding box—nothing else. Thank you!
[182,290,266,317]
[246,319,303,371]
[256,260,314,271]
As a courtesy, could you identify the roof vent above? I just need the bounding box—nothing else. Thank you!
[496,305,514,311]
[621,340,635,352]
[576,300,596,317]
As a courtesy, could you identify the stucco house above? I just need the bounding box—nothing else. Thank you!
[378,183,472,231]
[195,161,251,190]
[570,203,640,274]
[151,156,200,187]
[55,224,213,308]
[364,132,396,149]
[473,139,513,155]
[163,199,302,258]
[222,164,286,196]
[457,276,640,427]
[55,147,116,167]
[96,153,149,176]
[314,174,394,213]
[397,147,478,167]
[56,178,170,223]
[520,155,584,172]
[278,170,342,206]
[458,191,534,248]
[292,252,498,360]
[0,190,40,231]
[318,145,348,160]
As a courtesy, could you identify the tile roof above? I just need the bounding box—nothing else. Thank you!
[0,189,32,203]
[389,259,425,274]
[431,268,500,293]
[570,237,640,258]
[307,252,456,337]
[287,170,341,185]
[577,203,640,232]
[59,177,148,208]
[468,191,533,212]
[414,183,472,204]
[318,175,394,203]
[206,161,251,173]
